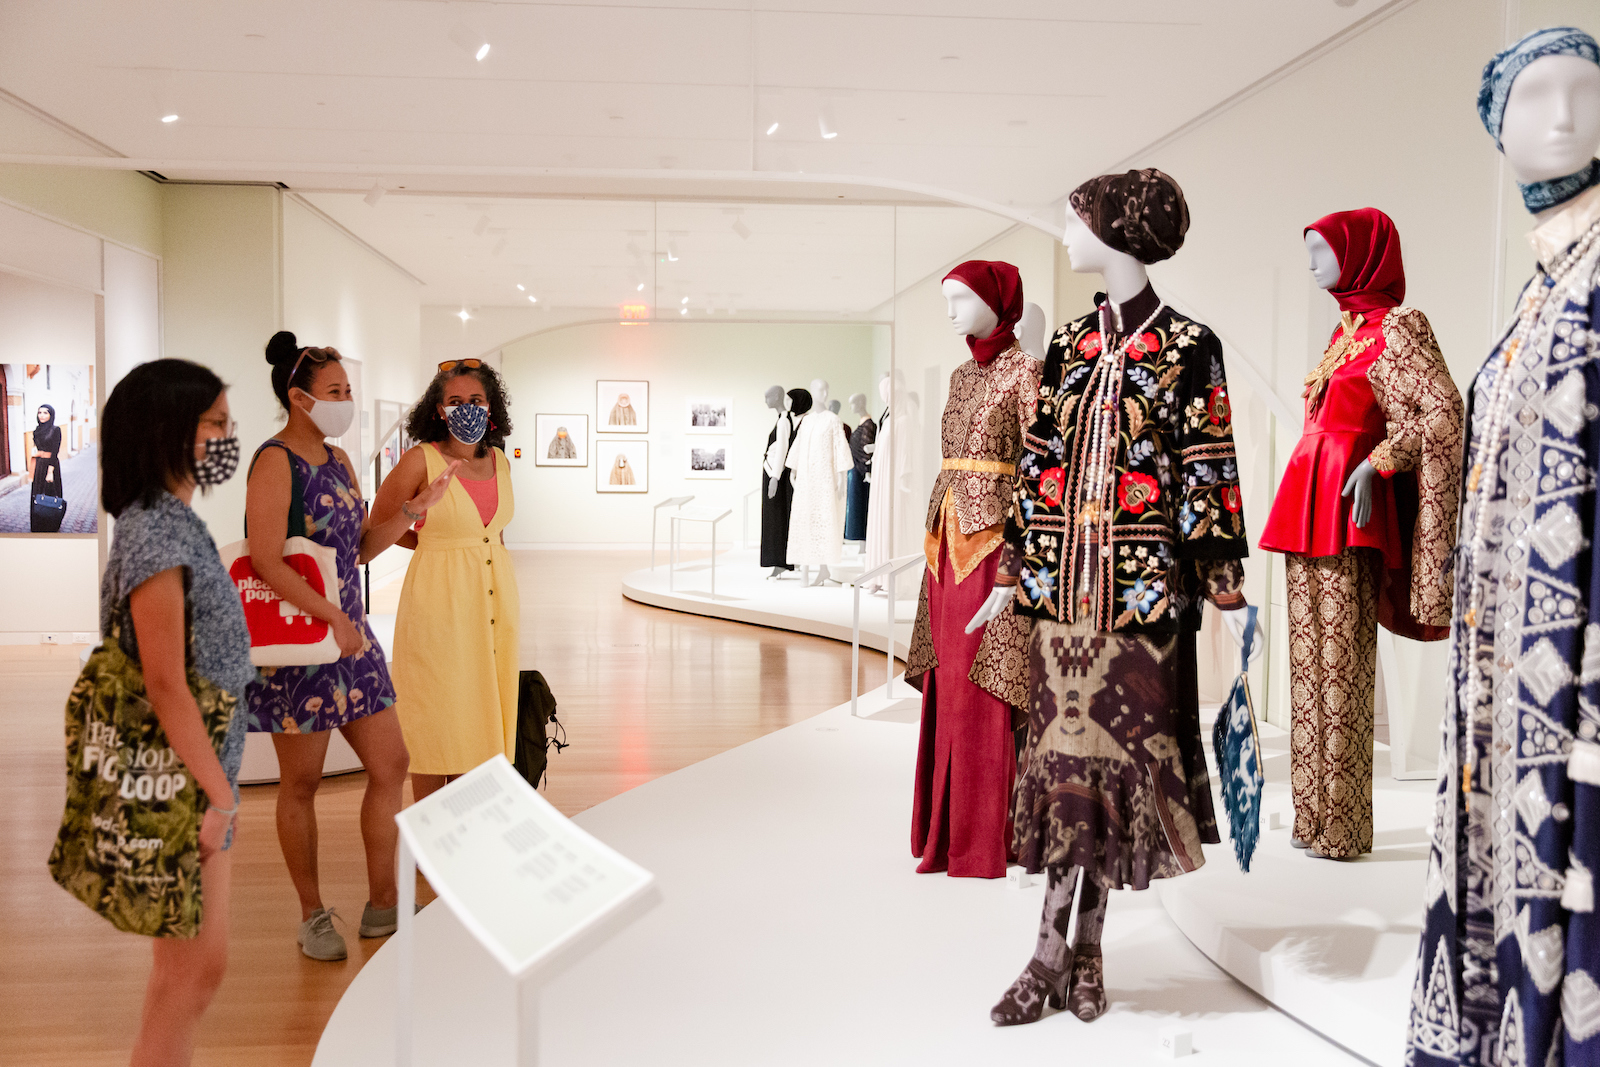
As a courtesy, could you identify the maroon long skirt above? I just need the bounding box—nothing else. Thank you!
[910,541,1015,878]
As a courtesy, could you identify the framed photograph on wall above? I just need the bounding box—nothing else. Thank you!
[596,380,648,434]
[685,397,732,435]
[684,440,731,480]
[374,399,413,486]
[0,361,99,535]
[534,414,588,467]
[595,438,648,493]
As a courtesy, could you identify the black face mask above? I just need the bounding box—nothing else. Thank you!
[195,436,240,487]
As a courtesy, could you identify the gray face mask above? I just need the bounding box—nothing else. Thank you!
[195,436,240,486]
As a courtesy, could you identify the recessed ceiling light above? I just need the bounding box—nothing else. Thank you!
[681,296,689,304]
[457,309,471,322]
[475,43,491,61]
[636,282,645,292]
[680,308,688,316]
[528,295,537,303]
[766,122,779,136]
[516,284,525,291]
[161,114,179,123]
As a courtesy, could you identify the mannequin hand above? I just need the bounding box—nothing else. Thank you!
[767,477,778,500]
[1341,459,1376,529]
[863,443,876,455]
[965,584,1015,634]
[1220,606,1264,666]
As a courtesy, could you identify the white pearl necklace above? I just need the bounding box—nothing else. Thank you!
[1069,301,1165,620]
[1458,215,1600,792]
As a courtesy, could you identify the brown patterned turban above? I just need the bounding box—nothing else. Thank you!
[1068,168,1190,265]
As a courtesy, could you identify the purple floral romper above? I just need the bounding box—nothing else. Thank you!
[244,440,396,734]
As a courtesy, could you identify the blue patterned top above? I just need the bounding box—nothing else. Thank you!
[101,491,257,701]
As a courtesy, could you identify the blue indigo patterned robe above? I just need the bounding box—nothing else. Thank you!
[1408,187,1600,1067]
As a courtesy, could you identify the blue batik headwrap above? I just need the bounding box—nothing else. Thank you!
[1478,26,1600,212]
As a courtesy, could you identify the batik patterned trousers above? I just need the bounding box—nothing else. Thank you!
[1286,549,1377,858]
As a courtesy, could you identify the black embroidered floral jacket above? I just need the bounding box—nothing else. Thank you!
[1002,302,1248,635]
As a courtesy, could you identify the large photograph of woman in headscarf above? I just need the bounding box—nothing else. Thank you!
[534,413,588,467]
[0,362,98,534]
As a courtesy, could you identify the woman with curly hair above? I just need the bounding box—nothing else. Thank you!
[372,359,520,801]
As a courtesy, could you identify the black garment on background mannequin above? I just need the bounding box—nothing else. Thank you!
[845,415,877,541]
[761,410,797,570]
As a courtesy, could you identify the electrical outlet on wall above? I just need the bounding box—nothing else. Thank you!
[73,632,98,644]
[39,632,60,645]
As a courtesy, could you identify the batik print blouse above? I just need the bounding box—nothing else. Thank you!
[1002,294,1248,635]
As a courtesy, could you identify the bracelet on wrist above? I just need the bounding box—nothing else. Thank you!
[208,801,239,817]
[401,500,422,522]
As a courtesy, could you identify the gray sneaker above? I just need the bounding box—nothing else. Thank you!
[297,907,348,961]
[360,901,398,938]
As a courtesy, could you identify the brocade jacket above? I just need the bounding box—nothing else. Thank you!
[1258,306,1463,640]
[905,343,1043,709]
[1002,292,1248,635]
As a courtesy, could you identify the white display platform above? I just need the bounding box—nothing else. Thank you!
[316,683,1369,1067]
[620,548,914,660]
[1160,716,1432,1067]
[237,612,397,784]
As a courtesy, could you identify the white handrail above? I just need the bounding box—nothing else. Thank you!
[651,495,695,569]
[851,551,924,716]
[740,486,761,549]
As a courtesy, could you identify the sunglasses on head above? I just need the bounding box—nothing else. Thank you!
[437,359,484,373]
[289,346,341,385]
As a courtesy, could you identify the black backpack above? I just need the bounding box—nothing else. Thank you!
[512,670,568,789]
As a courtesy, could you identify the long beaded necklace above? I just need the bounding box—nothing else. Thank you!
[1066,300,1165,622]
[1459,215,1600,794]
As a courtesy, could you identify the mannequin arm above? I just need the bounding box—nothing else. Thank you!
[1341,460,1376,528]
[965,584,1017,634]
[1220,605,1264,666]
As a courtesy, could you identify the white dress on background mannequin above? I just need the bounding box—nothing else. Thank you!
[785,406,853,566]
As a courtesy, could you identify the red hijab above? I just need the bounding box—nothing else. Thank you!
[943,259,1023,365]
[1304,208,1406,316]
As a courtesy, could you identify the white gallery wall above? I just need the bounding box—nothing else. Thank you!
[497,319,879,545]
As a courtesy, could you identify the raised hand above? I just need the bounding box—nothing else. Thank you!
[411,460,463,515]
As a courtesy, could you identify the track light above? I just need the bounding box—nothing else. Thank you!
[732,218,751,240]
[363,182,385,207]
[457,309,471,322]
[766,122,779,136]
[161,114,179,123]
[636,282,645,292]
[476,43,490,61]
[667,241,679,262]
[516,284,524,291]
[680,308,688,316]
[681,296,689,305]
[449,22,491,62]
[527,295,537,303]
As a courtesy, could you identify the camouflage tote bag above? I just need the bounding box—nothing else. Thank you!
[47,631,236,938]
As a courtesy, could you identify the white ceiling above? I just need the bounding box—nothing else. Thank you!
[302,193,1015,311]
[0,0,1397,311]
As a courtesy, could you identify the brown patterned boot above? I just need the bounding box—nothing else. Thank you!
[990,958,1068,1025]
[1066,948,1107,1021]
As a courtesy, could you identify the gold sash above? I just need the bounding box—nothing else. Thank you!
[941,457,1016,475]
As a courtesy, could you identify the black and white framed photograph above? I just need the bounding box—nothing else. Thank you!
[685,397,732,435]
[596,379,649,434]
[534,413,589,467]
[684,440,730,480]
[595,438,649,493]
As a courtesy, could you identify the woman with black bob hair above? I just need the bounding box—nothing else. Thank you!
[244,331,456,962]
[97,358,255,1065]
[373,359,521,802]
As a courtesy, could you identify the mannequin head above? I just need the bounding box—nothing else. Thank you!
[810,378,830,411]
[941,278,1000,339]
[1062,212,1148,306]
[1305,230,1341,290]
[1501,54,1600,184]
[848,392,868,419]
[1017,302,1047,359]
[878,374,891,408]
[765,384,786,412]
[829,399,841,415]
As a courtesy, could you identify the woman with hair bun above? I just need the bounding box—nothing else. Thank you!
[372,359,519,801]
[244,331,457,962]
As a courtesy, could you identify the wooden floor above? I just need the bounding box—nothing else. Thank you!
[0,550,889,1066]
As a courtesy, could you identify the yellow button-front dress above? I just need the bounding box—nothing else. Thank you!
[392,443,521,775]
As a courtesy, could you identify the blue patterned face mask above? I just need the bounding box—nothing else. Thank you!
[443,403,488,446]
